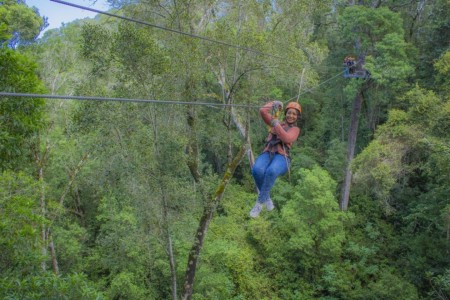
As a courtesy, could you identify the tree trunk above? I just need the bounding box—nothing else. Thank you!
[167,234,177,300]
[38,165,47,271]
[186,107,201,183]
[230,107,256,167]
[49,231,60,275]
[151,108,179,300]
[340,15,366,210]
[161,190,178,300]
[34,137,51,272]
[34,135,87,274]
[340,90,362,210]
[59,152,90,206]
[182,144,246,300]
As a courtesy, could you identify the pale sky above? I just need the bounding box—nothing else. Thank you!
[27,0,109,33]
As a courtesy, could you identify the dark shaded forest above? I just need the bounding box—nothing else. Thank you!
[1,0,449,299]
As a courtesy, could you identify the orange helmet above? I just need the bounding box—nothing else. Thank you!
[285,102,302,115]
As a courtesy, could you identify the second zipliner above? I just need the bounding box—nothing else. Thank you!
[250,100,302,218]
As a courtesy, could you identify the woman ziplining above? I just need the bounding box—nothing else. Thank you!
[249,100,302,218]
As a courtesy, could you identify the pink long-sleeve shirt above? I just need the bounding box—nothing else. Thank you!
[260,101,300,157]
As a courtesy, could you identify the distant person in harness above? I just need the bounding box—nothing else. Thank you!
[250,100,301,218]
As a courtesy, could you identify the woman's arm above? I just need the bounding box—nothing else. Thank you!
[260,101,283,125]
[260,101,275,125]
[273,125,300,144]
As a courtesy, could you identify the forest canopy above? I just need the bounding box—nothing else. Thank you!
[0,0,449,299]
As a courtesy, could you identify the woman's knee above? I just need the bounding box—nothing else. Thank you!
[266,166,286,178]
[263,167,276,178]
[252,165,265,177]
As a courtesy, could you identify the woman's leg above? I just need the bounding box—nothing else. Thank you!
[257,154,290,203]
[252,152,271,193]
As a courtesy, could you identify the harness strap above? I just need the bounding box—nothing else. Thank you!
[282,143,291,183]
[265,124,293,158]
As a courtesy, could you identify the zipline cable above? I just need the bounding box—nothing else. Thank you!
[286,59,367,102]
[298,69,347,97]
[0,66,350,107]
[48,0,357,97]
[50,0,353,73]
[295,68,306,102]
[50,0,294,63]
[0,92,262,109]
[286,68,347,102]
[0,57,358,107]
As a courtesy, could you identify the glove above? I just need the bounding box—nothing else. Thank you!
[271,118,280,127]
[272,101,283,111]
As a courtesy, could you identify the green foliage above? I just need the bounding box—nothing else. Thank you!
[353,85,448,204]
[352,82,449,296]
[338,6,404,51]
[338,5,415,92]
[434,50,450,95]
[0,47,46,170]
[363,271,419,299]
[402,0,450,89]
[88,194,160,298]
[280,166,348,262]
[201,186,272,299]
[52,223,88,273]
[365,33,415,86]
[324,139,347,182]
[316,191,421,299]
[113,23,169,83]
[427,269,450,299]
[0,1,44,47]
[352,133,411,202]
[2,1,448,299]
[0,47,45,91]
[81,23,113,76]
[0,272,103,300]
[0,171,102,299]
[29,21,91,95]
[399,86,441,126]
[107,271,150,300]
[193,267,235,300]
[0,6,12,42]
[0,171,45,275]
[94,195,149,272]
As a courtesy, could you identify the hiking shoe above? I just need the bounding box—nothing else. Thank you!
[250,202,263,218]
[265,199,275,211]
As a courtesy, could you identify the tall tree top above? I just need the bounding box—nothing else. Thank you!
[0,0,46,47]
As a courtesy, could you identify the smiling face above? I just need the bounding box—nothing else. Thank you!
[285,108,299,125]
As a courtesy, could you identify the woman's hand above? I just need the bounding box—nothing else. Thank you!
[272,101,283,111]
[271,119,280,127]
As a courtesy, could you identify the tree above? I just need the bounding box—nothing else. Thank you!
[394,0,450,89]
[0,171,101,299]
[0,0,46,47]
[22,0,449,298]
[28,22,91,95]
[335,5,414,210]
[0,2,47,171]
[0,171,46,276]
[352,83,449,297]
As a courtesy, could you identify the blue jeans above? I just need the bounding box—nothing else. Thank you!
[252,152,290,203]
